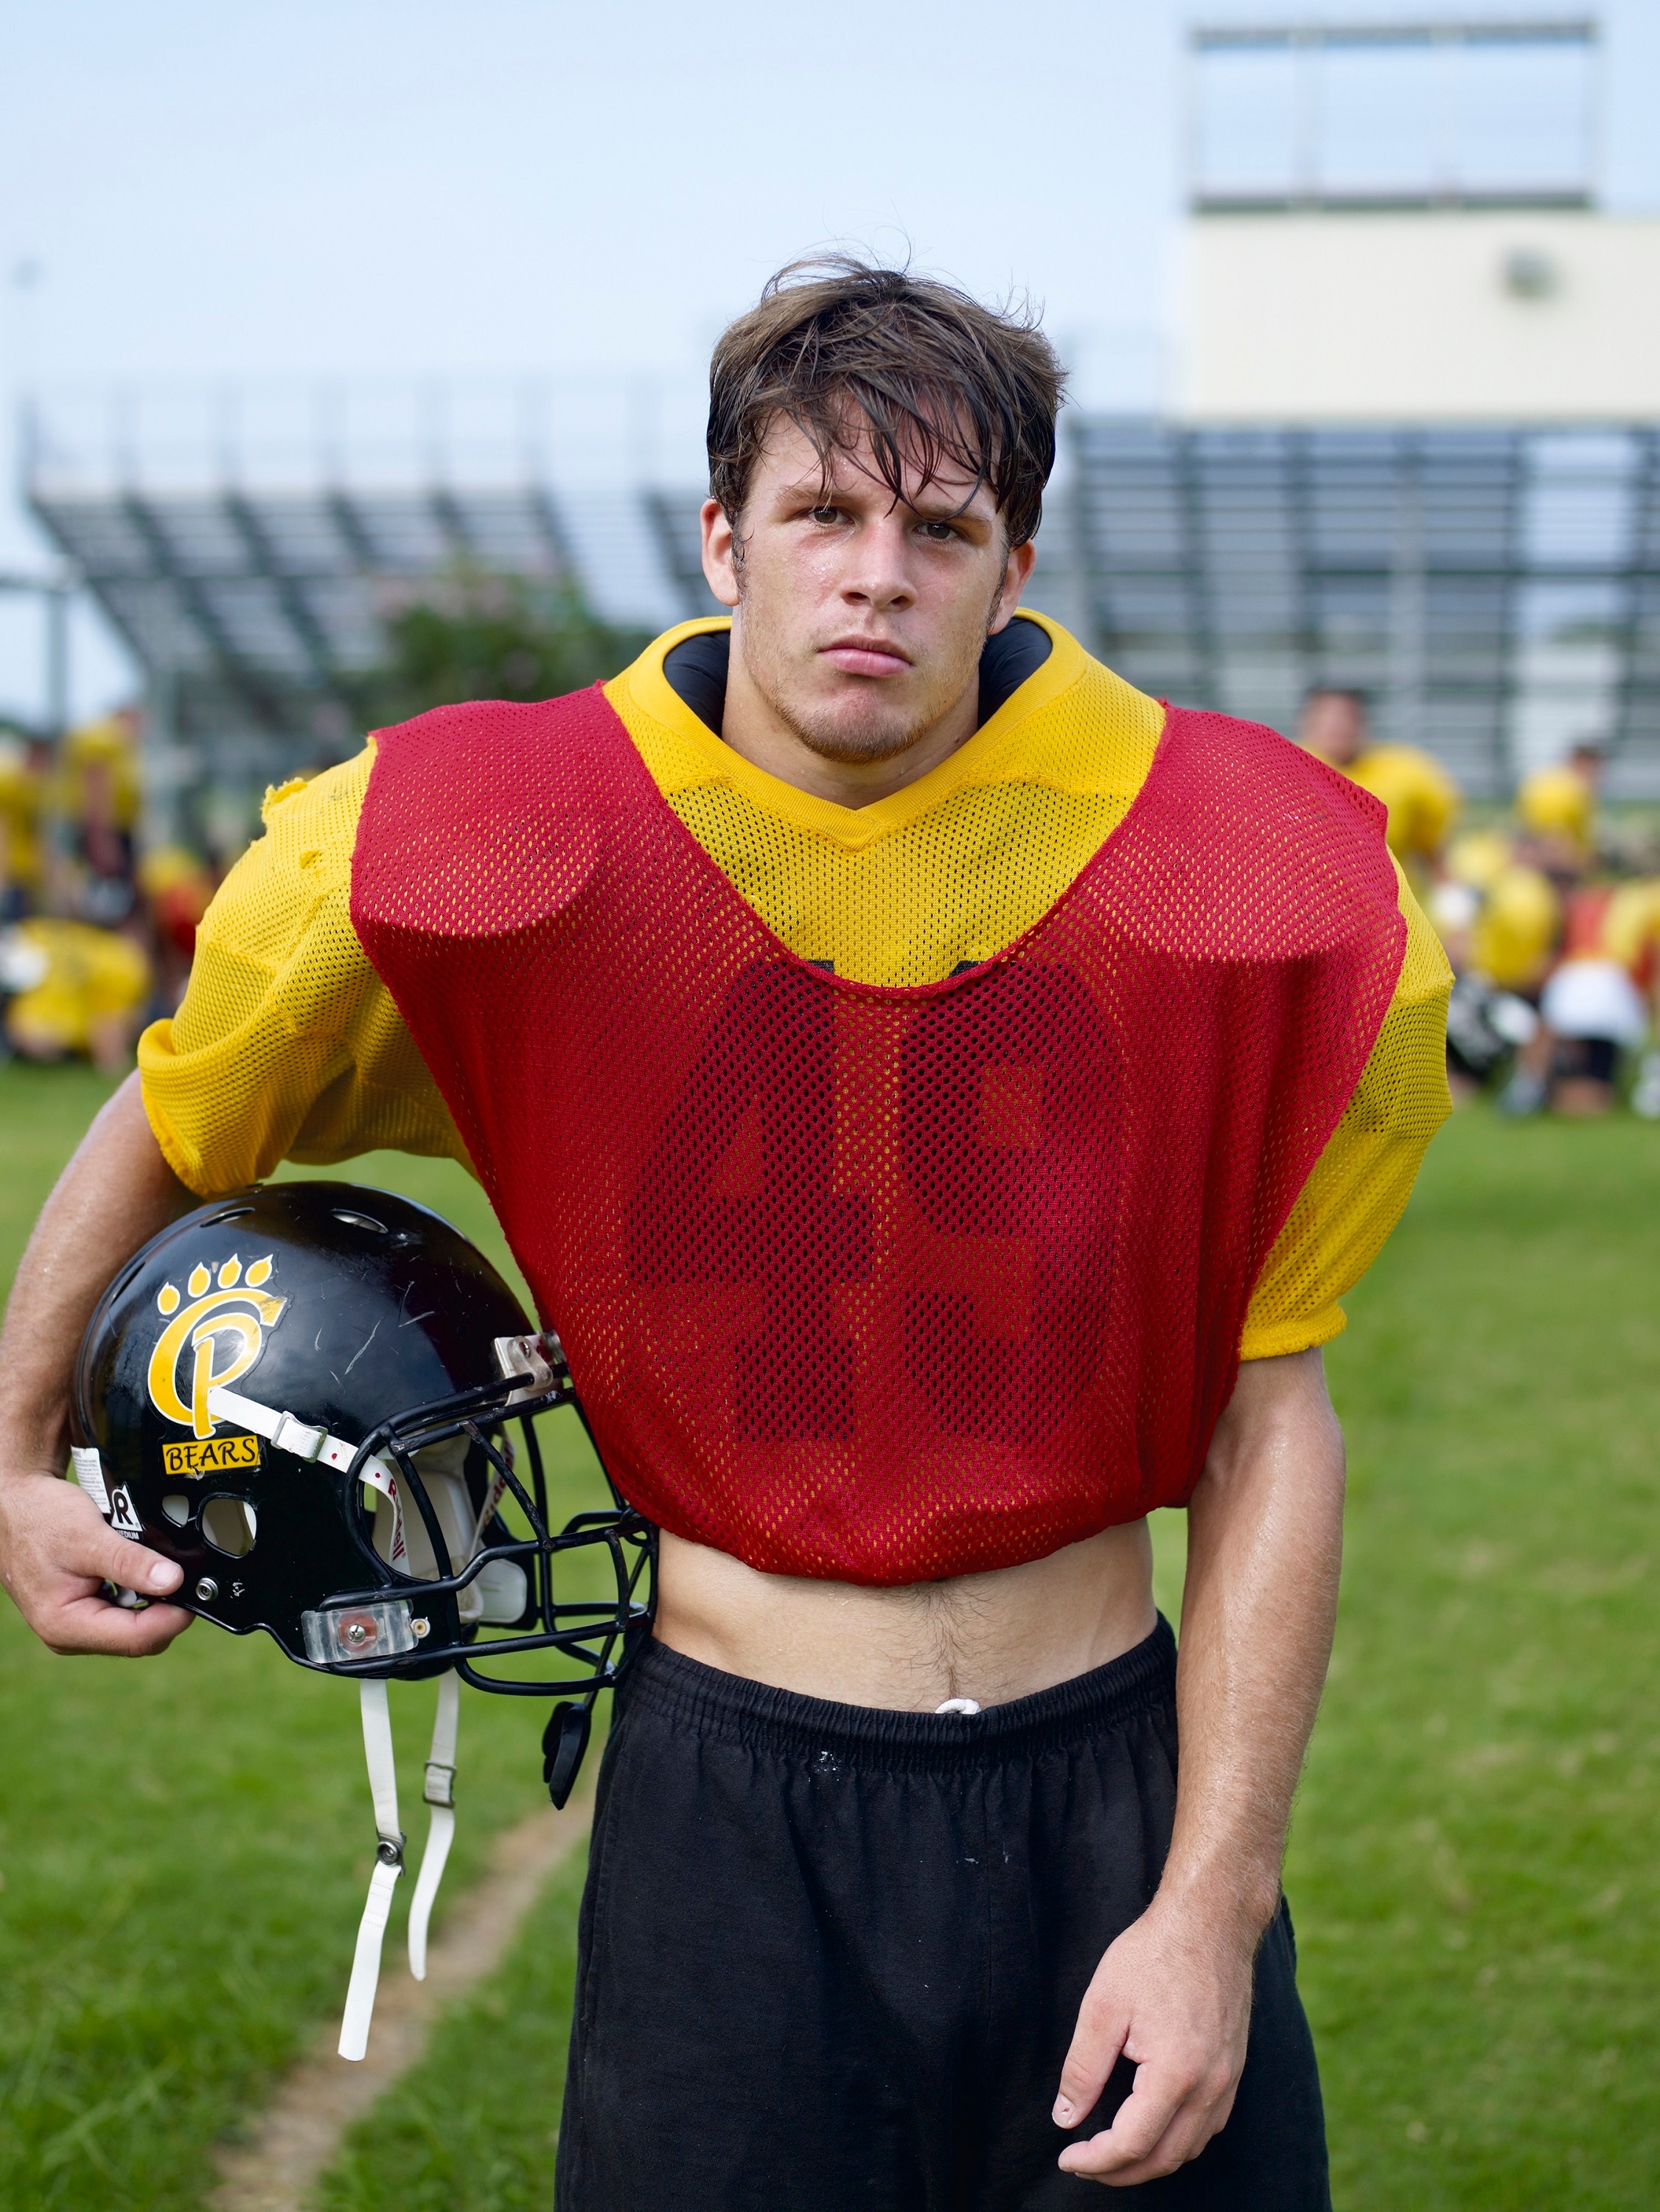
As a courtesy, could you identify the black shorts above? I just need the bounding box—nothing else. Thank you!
[557,1618,1329,2211]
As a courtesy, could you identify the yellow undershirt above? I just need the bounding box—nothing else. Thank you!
[140,612,1451,1360]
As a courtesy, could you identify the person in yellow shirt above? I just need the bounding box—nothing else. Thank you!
[1516,742,1603,874]
[1,916,151,1073]
[0,734,47,921]
[1297,686,1460,883]
[0,258,1451,2208]
[1471,861,1561,995]
[57,713,142,928]
[1435,840,1558,1100]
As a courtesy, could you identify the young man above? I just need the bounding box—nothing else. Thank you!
[0,261,1451,2205]
[1297,684,1460,888]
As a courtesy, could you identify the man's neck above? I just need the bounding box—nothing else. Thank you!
[718,638,980,812]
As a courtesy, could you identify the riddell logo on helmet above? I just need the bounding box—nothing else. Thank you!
[146,1255,288,1441]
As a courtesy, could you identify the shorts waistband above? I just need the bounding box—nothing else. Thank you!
[617,1614,1176,1773]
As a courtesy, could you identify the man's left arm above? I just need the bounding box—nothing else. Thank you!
[1052,1346,1344,2185]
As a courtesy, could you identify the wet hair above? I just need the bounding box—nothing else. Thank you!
[707,254,1065,549]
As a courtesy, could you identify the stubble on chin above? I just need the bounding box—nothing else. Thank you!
[775,688,939,766]
[739,622,983,768]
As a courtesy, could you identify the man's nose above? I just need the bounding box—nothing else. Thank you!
[840,515,916,610]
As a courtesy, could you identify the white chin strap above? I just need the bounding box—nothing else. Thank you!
[338,1672,461,2061]
[409,1670,459,1982]
[203,1382,470,2059]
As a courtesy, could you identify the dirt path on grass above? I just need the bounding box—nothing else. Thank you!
[208,1794,592,2212]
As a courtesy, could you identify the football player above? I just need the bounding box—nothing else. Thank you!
[1297,684,1461,890]
[0,259,1451,2207]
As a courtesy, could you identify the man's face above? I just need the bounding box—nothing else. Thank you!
[700,412,1034,765]
[1299,691,1368,771]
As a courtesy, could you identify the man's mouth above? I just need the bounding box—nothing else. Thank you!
[819,639,913,679]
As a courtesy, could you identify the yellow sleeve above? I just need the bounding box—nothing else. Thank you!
[1240,860,1451,1360]
[137,744,469,1197]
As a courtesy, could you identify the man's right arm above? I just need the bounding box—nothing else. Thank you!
[1,751,465,1656]
[0,1074,196,1652]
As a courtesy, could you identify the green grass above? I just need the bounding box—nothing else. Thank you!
[0,1064,611,2211]
[1297,1108,1660,2209]
[4,1068,1660,2208]
[315,1845,587,2212]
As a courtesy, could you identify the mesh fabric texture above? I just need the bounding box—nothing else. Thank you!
[349,684,1406,1585]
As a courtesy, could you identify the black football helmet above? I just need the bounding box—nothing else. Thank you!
[71,1180,655,2058]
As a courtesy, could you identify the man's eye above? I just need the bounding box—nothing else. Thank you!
[918,521,959,543]
[809,505,842,525]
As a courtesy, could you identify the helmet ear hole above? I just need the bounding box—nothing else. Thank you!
[161,1494,192,1527]
[201,1495,258,1557]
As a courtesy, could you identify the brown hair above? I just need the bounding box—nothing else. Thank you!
[708,255,1065,549]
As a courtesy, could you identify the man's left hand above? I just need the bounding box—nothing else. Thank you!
[1050,1891,1258,2185]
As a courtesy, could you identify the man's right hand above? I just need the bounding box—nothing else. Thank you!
[0,1073,198,1658]
[0,1469,193,1654]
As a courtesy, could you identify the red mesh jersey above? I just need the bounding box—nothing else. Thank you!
[351,686,1405,1584]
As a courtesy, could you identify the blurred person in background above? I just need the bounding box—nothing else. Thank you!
[1437,835,1556,1102]
[1504,874,1660,1119]
[1,914,151,1074]
[0,731,48,924]
[136,845,217,1012]
[1482,757,1660,1116]
[1516,741,1603,886]
[57,712,142,928]
[0,709,168,1073]
[1297,685,1460,892]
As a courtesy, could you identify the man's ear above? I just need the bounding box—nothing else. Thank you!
[700,498,742,610]
[988,538,1039,634]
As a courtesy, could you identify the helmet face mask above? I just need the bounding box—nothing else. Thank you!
[72,1182,653,1697]
[299,1359,656,1695]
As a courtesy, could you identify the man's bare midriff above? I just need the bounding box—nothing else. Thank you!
[653,1520,1158,1711]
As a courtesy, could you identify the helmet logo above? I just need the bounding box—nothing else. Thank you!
[147,1255,287,1439]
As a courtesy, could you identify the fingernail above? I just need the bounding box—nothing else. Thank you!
[1053,2098,1074,2126]
[148,1562,179,1591]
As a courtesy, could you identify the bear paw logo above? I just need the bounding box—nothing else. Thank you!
[147,1255,287,1439]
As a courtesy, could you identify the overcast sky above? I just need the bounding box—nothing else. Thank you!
[3,0,1658,720]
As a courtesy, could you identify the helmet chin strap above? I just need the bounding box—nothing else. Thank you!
[338,1672,462,2061]
[339,1680,404,2062]
[203,1385,461,2061]
[409,1671,459,1981]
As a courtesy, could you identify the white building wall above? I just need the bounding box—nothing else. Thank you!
[1179,211,1660,422]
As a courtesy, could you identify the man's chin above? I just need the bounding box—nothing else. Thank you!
[781,700,930,766]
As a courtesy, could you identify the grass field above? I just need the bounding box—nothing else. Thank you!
[1,1063,1659,2207]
